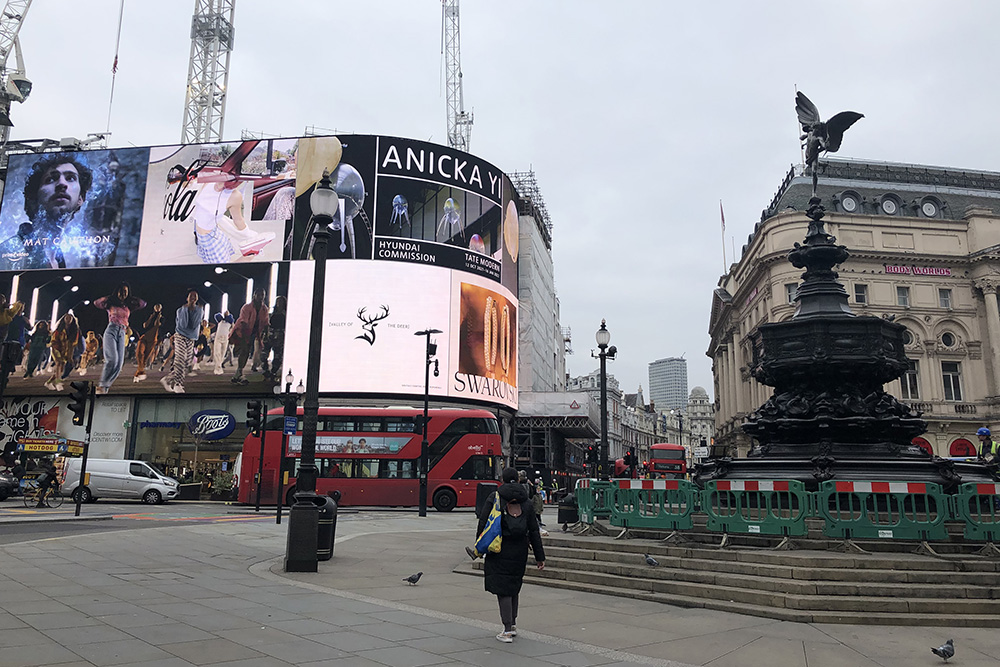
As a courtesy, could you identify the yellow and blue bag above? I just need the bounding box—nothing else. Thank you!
[473,493,503,557]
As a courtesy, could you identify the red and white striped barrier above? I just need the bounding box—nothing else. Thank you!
[714,480,791,492]
[575,479,591,489]
[974,483,1000,495]
[616,479,680,490]
[833,481,928,494]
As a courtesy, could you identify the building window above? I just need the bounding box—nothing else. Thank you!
[902,329,914,345]
[896,286,910,307]
[785,283,797,304]
[941,331,956,348]
[854,284,868,305]
[942,361,962,401]
[939,289,952,309]
[900,360,919,400]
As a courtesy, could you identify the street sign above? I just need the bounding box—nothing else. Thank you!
[694,447,709,457]
[283,416,297,435]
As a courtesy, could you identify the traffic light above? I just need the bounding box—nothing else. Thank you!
[586,445,596,466]
[68,381,91,426]
[246,400,263,435]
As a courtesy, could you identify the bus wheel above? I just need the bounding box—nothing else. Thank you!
[433,488,457,512]
[285,487,297,506]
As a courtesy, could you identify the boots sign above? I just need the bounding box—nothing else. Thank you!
[187,410,236,441]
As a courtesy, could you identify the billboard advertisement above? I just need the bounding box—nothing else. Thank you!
[2,263,277,396]
[285,260,518,409]
[0,134,517,407]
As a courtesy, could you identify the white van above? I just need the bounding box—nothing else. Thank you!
[63,458,179,504]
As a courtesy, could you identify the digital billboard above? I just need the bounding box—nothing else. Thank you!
[0,134,517,408]
[284,260,518,409]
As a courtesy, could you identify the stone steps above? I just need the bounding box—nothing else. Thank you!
[456,531,1000,626]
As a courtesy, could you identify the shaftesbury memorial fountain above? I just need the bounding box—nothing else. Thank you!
[695,93,997,491]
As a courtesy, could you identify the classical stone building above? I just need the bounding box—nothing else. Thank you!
[709,159,1000,458]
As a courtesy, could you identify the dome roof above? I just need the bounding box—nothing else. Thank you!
[690,386,708,398]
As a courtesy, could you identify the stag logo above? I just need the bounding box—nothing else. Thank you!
[356,305,390,345]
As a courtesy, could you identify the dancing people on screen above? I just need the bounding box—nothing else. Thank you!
[23,321,50,378]
[212,311,234,375]
[93,282,145,395]
[160,290,201,394]
[77,331,100,375]
[230,288,268,385]
[46,311,79,391]
[133,303,162,382]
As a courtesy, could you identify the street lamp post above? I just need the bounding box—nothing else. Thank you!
[274,369,304,525]
[414,328,441,517]
[284,171,338,573]
[592,320,617,480]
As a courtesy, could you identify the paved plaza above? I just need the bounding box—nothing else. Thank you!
[1,509,998,666]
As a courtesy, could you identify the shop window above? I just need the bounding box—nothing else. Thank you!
[911,437,932,456]
[900,360,919,400]
[942,361,963,401]
[938,289,952,309]
[854,284,868,305]
[896,286,910,307]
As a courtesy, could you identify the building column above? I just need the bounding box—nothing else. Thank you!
[727,334,739,418]
[975,278,1000,396]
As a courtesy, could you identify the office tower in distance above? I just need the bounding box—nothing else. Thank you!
[648,357,688,411]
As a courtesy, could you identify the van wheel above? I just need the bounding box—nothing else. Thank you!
[73,487,93,503]
[433,488,457,512]
[143,489,162,504]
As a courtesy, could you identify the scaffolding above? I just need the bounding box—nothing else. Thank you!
[509,170,553,244]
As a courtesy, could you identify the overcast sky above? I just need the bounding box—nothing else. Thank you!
[11,1,1000,401]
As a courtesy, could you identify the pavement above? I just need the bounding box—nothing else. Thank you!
[1,509,999,667]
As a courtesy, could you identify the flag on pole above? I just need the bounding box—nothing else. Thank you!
[720,199,728,270]
[112,55,118,74]
[720,200,726,233]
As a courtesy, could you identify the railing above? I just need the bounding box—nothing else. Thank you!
[573,478,1000,547]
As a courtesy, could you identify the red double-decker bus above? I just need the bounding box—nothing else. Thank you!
[238,406,501,511]
[647,443,687,479]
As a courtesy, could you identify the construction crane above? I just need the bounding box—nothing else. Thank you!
[0,0,33,150]
[181,0,235,144]
[442,0,472,151]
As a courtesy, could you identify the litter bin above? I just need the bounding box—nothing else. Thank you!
[475,482,497,518]
[557,497,579,524]
[317,490,340,561]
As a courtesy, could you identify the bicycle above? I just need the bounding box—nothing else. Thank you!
[22,481,65,508]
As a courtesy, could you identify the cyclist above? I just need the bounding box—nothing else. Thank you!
[33,458,58,507]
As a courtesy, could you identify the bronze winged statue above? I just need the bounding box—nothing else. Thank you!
[795,92,863,196]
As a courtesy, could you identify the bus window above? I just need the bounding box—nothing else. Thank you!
[357,419,382,432]
[385,417,417,433]
[323,416,357,432]
[380,459,417,479]
[452,455,498,481]
[355,460,378,479]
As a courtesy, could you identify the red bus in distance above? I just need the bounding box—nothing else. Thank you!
[238,406,501,511]
[647,443,687,479]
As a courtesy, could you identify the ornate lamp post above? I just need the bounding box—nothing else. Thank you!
[592,320,617,480]
[274,369,304,525]
[284,171,338,573]
[414,328,441,517]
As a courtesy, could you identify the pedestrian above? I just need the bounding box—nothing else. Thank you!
[977,427,998,463]
[474,466,545,643]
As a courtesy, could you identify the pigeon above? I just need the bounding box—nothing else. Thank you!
[403,572,423,586]
[644,554,659,567]
[931,639,954,662]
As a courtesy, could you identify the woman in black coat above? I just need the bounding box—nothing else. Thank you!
[475,467,545,643]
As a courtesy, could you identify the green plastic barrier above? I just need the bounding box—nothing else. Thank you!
[954,482,1000,542]
[817,480,950,541]
[574,479,597,524]
[608,479,697,531]
[703,479,811,537]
